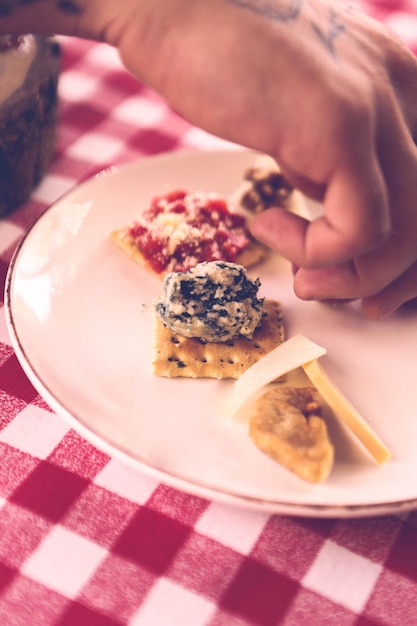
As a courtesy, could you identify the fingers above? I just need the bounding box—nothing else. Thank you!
[362,261,417,319]
[250,209,310,267]
[251,105,417,317]
[250,148,417,315]
[283,211,417,316]
[292,262,360,301]
[293,260,417,320]
[291,250,417,320]
[289,222,417,312]
[250,158,390,268]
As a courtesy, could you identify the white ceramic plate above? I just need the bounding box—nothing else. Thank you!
[5,149,417,518]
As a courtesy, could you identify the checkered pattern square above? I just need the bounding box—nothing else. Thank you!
[302,540,382,613]
[61,484,139,548]
[112,507,193,574]
[220,559,300,625]
[0,576,68,626]
[0,503,52,569]
[0,353,38,404]
[93,458,159,505]
[195,501,269,553]
[361,567,417,625]
[1,4,417,623]
[0,444,40,497]
[76,555,155,624]
[0,404,70,459]
[130,578,216,626]
[22,526,108,598]
[8,457,88,519]
[167,533,246,600]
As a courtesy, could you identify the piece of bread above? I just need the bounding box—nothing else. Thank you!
[249,385,334,483]
[152,299,284,379]
[0,35,60,215]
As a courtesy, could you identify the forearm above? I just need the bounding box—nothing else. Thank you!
[0,0,148,42]
[0,0,85,37]
[0,0,346,100]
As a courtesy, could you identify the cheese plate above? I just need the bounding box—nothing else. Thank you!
[5,149,417,518]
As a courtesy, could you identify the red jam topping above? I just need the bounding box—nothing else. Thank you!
[128,190,251,274]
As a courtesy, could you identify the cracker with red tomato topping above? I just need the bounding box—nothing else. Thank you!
[110,189,266,277]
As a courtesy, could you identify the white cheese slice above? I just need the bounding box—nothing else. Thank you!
[302,359,391,464]
[226,334,327,420]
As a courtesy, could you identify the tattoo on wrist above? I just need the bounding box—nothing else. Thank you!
[227,0,346,55]
[311,6,345,53]
[0,0,81,16]
[228,0,302,22]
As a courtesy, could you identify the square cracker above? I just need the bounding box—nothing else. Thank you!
[152,299,284,379]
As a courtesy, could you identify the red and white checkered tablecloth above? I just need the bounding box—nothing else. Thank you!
[1,3,417,624]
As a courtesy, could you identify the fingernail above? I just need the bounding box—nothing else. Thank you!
[362,299,393,320]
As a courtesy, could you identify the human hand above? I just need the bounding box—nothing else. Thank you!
[112,0,417,318]
[246,3,417,319]
[2,0,417,318]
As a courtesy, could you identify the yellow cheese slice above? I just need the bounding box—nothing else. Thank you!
[302,359,391,465]
[226,334,327,420]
